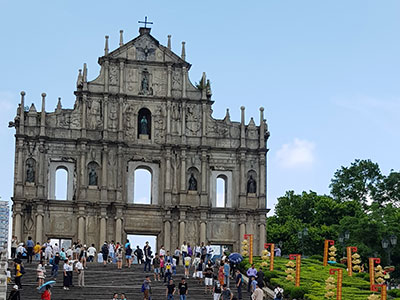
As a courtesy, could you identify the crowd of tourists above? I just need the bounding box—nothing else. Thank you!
[7,236,277,300]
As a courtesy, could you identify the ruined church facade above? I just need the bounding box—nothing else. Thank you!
[10,27,270,254]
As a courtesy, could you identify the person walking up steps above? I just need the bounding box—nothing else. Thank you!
[166,278,176,300]
[178,277,188,300]
[101,242,109,267]
[142,275,151,300]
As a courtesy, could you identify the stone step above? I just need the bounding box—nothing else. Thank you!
[8,262,252,299]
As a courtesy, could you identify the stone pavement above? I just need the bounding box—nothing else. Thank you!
[7,261,254,299]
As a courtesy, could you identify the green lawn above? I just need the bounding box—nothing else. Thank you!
[239,256,400,300]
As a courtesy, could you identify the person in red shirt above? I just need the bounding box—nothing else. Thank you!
[41,285,51,300]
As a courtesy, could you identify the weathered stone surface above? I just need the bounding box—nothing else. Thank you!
[10,27,270,254]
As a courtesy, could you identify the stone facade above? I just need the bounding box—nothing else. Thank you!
[10,27,270,254]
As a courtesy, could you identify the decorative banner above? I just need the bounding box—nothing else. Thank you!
[329,268,343,300]
[369,258,381,290]
[324,240,335,267]
[371,284,387,300]
[346,246,357,276]
[264,243,275,271]
[244,234,254,265]
[289,254,301,287]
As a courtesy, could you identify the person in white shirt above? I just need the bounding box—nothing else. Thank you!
[52,243,60,256]
[252,283,264,300]
[159,245,166,257]
[206,243,213,264]
[181,242,188,264]
[87,244,97,262]
[75,258,85,287]
[108,241,115,263]
[66,247,73,259]
[273,285,284,300]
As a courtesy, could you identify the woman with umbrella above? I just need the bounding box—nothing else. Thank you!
[38,280,55,300]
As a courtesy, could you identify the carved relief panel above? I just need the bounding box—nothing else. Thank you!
[108,102,118,131]
[109,64,119,86]
[123,103,135,140]
[185,104,201,136]
[171,103,181,135]
[87,98,102,130]
[126,67,139,95]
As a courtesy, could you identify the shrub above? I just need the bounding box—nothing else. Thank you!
[290,286,309,299]
[388,289,400,297]
[308,254,323,261]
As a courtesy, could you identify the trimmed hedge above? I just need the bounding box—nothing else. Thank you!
[238,256,376,300]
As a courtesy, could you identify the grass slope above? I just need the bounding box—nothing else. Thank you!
[239,256,399,300]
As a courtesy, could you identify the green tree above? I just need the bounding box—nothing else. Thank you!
[329,159,383,208]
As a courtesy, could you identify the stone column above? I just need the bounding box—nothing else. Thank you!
[166,100,171,135]
[116,145,123,202]
[115,218,122,243]
[103,95,109,139]
[119,61,124,93]
[200,222,206,244]
[181,101,186,144]
[200,150,208,206]
[35,214,43,244]
[201,103,207,145]
[182,67,187,98]
[239,151,246,207]
[37,142,45,198]
[14,213,22,241]
[16,139,24,197]
[118,96,124,141]
[19,91,25,135]
[99,217,107,244]
[240,106,246,147]
[40,93,46,136]
[259,222,266,256]
[79,142,86,188]
[259,154,266,209]
[104,61,109,93]
[239,223,246,243]
[167,65,172,97]
[81,94,87,138]
[179,221,185,246]
[164,148,172,206]
[164,220,171,251]
[101,144,108,201]
[180,149,186,192]
[78,216,85,242]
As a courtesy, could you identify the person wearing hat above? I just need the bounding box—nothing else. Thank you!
[7,285,20,300]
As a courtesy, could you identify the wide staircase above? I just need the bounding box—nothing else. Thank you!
[7,261,252,299]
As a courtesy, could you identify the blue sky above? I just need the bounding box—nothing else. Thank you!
[1,0,400,214]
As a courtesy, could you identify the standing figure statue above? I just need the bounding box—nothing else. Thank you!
[88,166,98,186]
[188,173,197,191]
[247,175,257,194]
[26,160,35,183]
[140,116,149,135]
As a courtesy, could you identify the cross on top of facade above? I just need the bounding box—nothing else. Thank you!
[138,16,153,28]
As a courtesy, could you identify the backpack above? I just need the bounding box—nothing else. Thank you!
[185,259,190,267]
[141,283,146,292]
[276,290,282,299]
[20,264,25,275]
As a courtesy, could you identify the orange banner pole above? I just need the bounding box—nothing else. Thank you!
[346,246,357,276]
[369,258,381,291]
[264,243,275,271]
[244,234,254,265]
[372,284,387,300]
[329,268,343,300]
[290,254,301,287]
[323,240,335,267]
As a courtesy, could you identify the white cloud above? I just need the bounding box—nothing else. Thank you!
[276,138,316,168]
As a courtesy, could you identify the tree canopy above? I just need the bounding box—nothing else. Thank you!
[267,159,400,271]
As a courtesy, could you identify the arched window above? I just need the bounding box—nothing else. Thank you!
[216,176,227,208]
[137,108,152,139]
[133,168,152,204]
[55,167,68,200]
